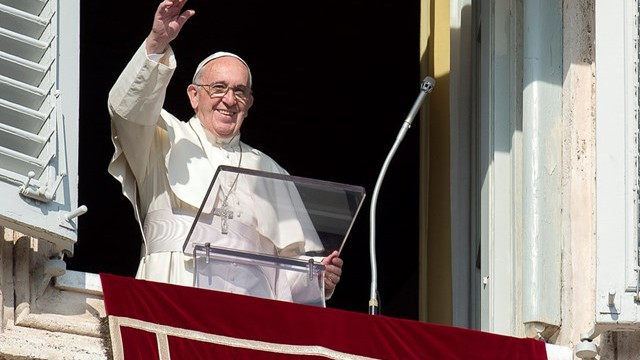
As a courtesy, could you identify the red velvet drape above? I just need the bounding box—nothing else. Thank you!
[101,273,547,360]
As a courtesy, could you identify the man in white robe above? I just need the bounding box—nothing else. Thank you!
[107,0,343,304]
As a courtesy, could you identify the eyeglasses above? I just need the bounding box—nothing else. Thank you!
[193,82,252,103]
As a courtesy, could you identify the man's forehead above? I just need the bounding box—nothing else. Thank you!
[193,51,252,86]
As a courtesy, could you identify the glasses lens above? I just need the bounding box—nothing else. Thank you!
[233,88,250,101]
[198,83,250,102]
[210,84,228,96]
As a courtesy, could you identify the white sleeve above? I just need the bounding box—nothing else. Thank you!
[147,52,165,63]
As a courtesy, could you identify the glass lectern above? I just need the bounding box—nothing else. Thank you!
[182,165,365,306]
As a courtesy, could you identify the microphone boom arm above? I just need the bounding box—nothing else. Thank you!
[369,76,435,315]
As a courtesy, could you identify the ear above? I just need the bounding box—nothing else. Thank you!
[244,94,254,115]
[187,84,199,110]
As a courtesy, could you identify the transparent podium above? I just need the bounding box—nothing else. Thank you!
[182,165,365,306]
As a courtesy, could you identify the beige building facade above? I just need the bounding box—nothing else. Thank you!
[421,0,640,359]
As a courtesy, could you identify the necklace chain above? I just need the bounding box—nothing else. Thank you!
[213,142,243,234]
[220,142,242,207]
[189,121,244,234]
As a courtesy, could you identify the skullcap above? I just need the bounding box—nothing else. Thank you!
[192,51,252,87]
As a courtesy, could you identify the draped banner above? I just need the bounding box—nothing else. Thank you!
[100,273,548,360]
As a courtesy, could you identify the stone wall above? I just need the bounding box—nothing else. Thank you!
[0,228,108,360]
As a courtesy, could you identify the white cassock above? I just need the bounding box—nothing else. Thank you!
[107,41,326,305]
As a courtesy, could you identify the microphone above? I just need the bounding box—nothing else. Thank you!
[368,76,435,315]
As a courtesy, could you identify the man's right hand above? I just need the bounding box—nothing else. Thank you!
[146,0,195,55]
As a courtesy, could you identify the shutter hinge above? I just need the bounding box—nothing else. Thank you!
[19,170,65,203]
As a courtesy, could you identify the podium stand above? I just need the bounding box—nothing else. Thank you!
[182,165,365,306]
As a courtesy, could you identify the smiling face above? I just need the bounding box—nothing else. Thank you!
[187,56,253,139]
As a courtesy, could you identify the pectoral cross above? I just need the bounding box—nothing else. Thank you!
[213,204,234,234]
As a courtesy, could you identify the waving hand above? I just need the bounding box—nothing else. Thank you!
[146,0,195,54]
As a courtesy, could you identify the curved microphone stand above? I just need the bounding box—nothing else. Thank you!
[369,76,435,315]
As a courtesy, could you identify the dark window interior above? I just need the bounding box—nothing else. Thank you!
[70,1,421,320]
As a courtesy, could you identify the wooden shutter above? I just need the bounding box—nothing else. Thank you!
[0,0,81,255]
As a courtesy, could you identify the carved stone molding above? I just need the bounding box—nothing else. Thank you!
[1,228,109,359]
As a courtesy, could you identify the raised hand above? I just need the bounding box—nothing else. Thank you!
[146,0,195,54]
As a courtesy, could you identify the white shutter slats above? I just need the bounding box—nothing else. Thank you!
[0,0,80,255]
[0,0,53,181]
[0,73,50,109]
[0,3,50,39]
[0,51,50,86]
[0,144,52,175]
[0,121,52,157]
[0,0,46,16]
[0,96,49,133]
[0,27,51,63]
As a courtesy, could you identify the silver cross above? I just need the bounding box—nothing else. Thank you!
[213,204,234,234]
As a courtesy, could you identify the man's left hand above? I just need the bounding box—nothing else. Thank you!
[322,250,343,297]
